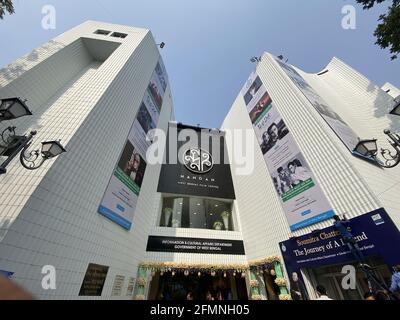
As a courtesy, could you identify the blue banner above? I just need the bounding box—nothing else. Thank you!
[279,208,400,272]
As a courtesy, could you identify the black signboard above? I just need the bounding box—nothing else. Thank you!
[157,123,236,199]
[146,236,246,255]
[79,263,109,296]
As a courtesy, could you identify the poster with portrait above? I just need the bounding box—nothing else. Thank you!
[276,59,359,152]
[148,70,164,111]
[155,60,168,92]
[98,57,168,230]
[242,72,335,231]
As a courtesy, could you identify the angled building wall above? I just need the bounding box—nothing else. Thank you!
[222,52,400,299]
[0,21,173,299]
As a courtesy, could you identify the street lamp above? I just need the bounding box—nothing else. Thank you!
[0,128,66,174]
[0,97,66,174]
[353,139,378,158]
[277,54,289,63]
[40,140,66,159]
[0,97,32,121]
[18,139,66,171]
[353,131,400,168]
[351,97,400,168]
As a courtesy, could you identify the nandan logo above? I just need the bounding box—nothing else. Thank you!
[183,148,213,174]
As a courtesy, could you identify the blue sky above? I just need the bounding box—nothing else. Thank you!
[0,0,399,128]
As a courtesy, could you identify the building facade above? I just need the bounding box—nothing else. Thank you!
[222,52,400,300]
[0,21,174,299]
[1,21,400,300]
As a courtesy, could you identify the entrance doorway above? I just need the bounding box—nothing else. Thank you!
[148,271,248,301]
[306,256,393,300]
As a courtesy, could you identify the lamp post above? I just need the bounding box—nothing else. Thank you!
[352,97,400,168]
[0,97,66,175]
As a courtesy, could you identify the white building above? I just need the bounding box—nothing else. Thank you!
[0,21,174,299]
[1,20,400,301]
[222,52,400,300]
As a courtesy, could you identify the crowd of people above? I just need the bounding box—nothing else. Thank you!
[159,286,233,301]
[289,279,400,301]
[188,288,233,301]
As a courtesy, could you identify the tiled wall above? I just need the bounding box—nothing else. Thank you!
[0,21,173,299]
[222,52,399,265]
[302,57,400,228]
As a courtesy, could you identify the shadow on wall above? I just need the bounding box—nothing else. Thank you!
[0,218,12,242]
[365,80,400,132]
[0,37,114,152]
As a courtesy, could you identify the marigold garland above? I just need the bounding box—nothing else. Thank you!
[279,294,292,301]
[136,277,146,286]
[139,255,281,272]
[249,279,259,288]
[139,261,249,272]
[274,277,287,287]
[248,255,281,267]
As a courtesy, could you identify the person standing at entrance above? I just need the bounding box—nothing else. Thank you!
[289,272,309,300]
[315,285,333,300]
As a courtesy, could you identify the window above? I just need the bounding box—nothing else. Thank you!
[94,29,111,35]
[160,196,234,231]
[111,32,128,39]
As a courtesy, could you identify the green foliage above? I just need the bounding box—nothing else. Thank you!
[356,0,389,9]
[0,0,14,19]
[356,0,400,59]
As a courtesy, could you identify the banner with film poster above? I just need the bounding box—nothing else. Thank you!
[242,72,335,231]
[98,58,168,230]
[275,59,360,152]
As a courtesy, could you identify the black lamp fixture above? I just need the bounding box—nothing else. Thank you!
[351,97,400,168]
[157,42,165,49]
[40,140,66,159]
[0,97,32,121]
[353,139,378,158]
[353,131,400,168]
[0,97,66,175]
